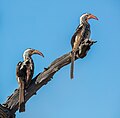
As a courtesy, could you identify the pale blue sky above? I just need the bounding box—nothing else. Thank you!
[0,0,120,118]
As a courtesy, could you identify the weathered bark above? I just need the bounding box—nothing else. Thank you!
[1,39,96,118]
[0,104,15,118]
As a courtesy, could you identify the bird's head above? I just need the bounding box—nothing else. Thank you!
[23,48,44,60]
[80,13,98,24]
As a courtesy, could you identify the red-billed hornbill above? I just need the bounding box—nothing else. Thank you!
[70,13,98,79]
[16,48,44,112]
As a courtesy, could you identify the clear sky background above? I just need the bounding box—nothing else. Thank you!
[0,0,120,118]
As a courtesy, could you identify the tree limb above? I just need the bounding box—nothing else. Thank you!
[1,39,96,118]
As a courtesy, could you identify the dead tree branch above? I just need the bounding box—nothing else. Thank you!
[1,39,96,118]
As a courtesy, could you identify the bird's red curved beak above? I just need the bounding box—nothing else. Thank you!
[87,14,98,20]
[32,50,44,57]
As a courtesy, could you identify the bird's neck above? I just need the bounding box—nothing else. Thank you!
[80,21,89,26]
[23,56,34,70]
[24,56,33,63]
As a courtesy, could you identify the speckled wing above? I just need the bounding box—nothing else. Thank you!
[71,24,83,48]
[70,24,86,79]
[16,62,26,112]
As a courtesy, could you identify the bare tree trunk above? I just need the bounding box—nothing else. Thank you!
[1,39,96,118]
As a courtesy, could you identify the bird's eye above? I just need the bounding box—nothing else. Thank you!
[26,60,30,64]
[85,17,87,20]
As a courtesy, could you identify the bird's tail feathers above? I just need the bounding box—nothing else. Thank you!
[19,80,25,112]
[70,52,75,79]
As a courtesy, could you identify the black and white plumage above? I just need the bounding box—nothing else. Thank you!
[70,13,98,79]
[16,48,44,112]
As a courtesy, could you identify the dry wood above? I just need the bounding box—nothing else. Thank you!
[1,39,96,118]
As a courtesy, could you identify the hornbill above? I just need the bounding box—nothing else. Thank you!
[70,13,98,79]
[16,48,44,112]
